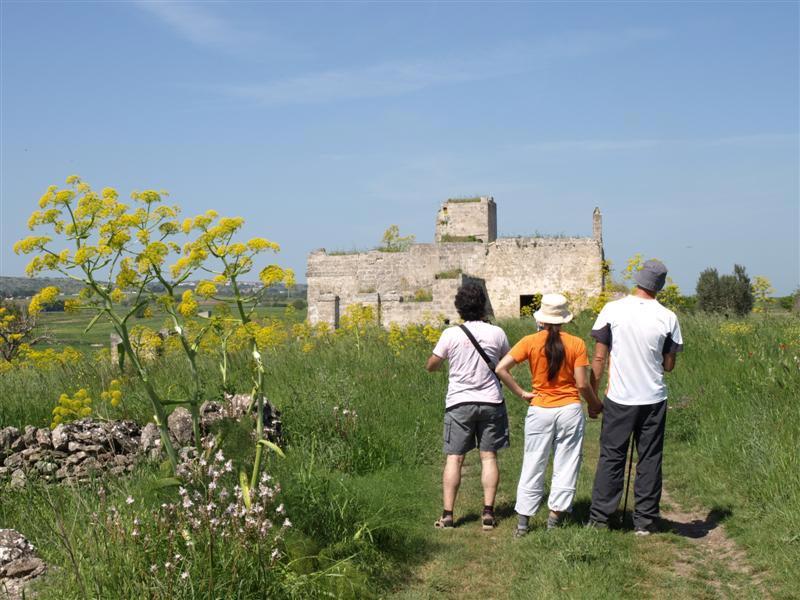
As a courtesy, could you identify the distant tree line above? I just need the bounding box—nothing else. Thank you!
[694,265,799,316]
[607,257,796,317]
[0,276,84,298]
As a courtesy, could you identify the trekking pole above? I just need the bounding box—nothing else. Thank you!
[622,433,635,526]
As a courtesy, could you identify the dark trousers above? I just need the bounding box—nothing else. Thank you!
[589,398,667,528]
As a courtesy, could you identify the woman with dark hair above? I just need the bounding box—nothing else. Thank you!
[495,293,603,536]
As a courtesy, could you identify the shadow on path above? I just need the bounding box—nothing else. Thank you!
[661,507,733,540]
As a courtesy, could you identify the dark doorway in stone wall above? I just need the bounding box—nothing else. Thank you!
[520,294,542,318]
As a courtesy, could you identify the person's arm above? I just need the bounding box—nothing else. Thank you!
[589,306,612,397]
[591,341,609,396]
[427,329,450,372]
[662,317,683,373]
[575,365,603,418]
[495,353,534,402]
[426,354,444,372]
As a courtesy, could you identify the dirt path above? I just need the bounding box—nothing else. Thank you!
[641,485,768,599]
[390,446,769,599]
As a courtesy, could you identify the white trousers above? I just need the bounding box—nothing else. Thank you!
[515,403,585,516]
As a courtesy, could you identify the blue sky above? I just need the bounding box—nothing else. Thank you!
[1,1,798,294]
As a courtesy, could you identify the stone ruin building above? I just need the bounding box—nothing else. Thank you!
[306,197,604,327]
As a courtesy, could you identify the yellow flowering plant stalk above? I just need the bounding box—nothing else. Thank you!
[15,176,219,472]
[181,211,294,494]
[17,175,294,488]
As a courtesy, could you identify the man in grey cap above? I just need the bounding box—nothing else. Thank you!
[587,259,684,535]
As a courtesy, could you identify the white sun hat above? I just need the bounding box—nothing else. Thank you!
[533,293,573,325]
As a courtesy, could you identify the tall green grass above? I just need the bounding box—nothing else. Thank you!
[1,312,798,598]
[663,314,800,592]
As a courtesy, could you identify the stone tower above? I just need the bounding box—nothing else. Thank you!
[593,207,603,243]
[435,196,497,243]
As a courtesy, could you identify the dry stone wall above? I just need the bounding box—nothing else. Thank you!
[0,396,282,488]
[1,529,46,600]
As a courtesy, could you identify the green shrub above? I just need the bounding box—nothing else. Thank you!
[696,264,754,316]
[379,225,415,252]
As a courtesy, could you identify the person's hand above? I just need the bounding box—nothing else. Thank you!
[520,391,535,402]
[588,402,603,419]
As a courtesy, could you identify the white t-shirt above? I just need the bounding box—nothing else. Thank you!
[432,321,510,409]
[591,295,683,406]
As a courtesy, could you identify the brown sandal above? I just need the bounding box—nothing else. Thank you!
[434,516,454,529]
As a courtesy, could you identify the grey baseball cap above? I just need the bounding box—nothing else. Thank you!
[634,259,668,292]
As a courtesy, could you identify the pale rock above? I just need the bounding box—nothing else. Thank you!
[9,470,26,488]
[0,428,20,452]
[50,424,69,450]
[168,408,194,446]
[34,428,51,448]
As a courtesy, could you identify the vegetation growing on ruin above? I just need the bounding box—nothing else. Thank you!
[378,225,415,252]
[446,197,483,203]
[326,249,365,256]
[434,269,463,280]
[408,288,433,302]
[439,234,481,243]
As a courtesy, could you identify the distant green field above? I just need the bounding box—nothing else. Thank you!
[36,305,306,349]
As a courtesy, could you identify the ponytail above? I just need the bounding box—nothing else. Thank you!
[544,324,565,381]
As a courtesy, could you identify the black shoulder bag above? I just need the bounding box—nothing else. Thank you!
[459,324,502,386]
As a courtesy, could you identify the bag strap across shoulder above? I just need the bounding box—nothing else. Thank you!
[459,324,501,384]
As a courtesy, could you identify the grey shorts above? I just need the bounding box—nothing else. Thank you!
[443,402,510,455]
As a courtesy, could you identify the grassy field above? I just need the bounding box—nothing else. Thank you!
[35,304,306,349]
[1,312,798,598]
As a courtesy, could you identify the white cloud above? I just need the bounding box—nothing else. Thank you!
[520,139,664,152]
[135,1,254,49]
[223,57,484,105]
[218,28,668,106]
[518,134,797,153]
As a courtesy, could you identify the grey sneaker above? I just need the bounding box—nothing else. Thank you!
[586,519,608,530]
[546,514,562,530]
[513,527,528,539]
[634,523,658,536]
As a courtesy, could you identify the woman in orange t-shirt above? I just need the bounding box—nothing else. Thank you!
[495,293,602,536]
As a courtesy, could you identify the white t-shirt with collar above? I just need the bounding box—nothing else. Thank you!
[432,321,510,409]
[591,295,683,406]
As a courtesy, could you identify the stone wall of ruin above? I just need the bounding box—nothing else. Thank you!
[482,237,603,318]
[307,236,602,326]
[306,245,440,325]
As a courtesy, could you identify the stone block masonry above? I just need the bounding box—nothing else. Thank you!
[435,196,497,243]
[307,196,604,327]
